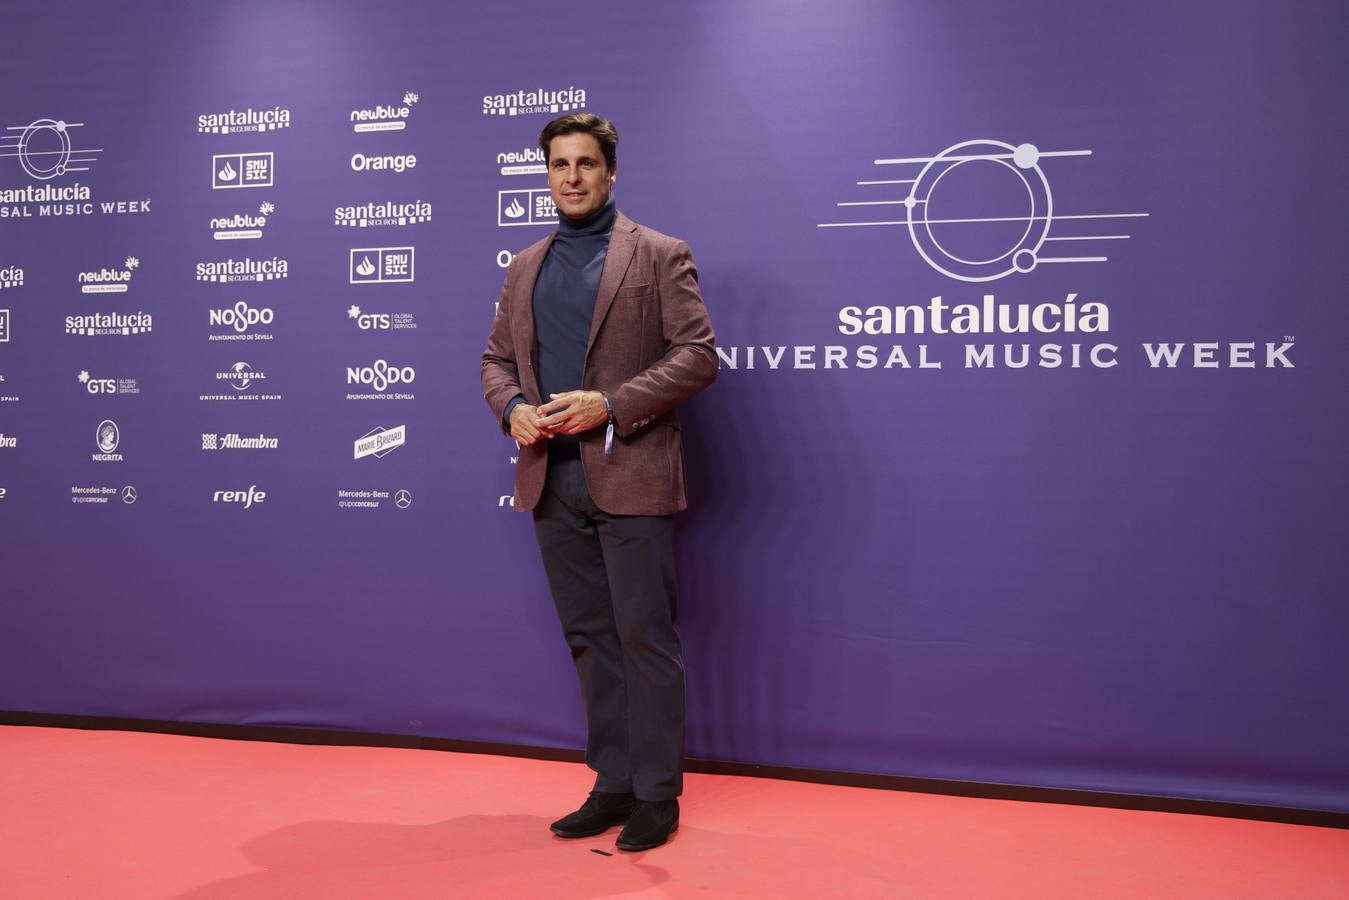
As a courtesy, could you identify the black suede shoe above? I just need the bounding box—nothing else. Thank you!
[615,799,679,851]
[549,791,636,838]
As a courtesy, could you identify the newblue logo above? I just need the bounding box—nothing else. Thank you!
[212,202,273,240]
[498,146,546,176]
[351,92,418,133]
[79,257,138,294]
[212,152,273,190]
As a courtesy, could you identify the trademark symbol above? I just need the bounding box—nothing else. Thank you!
[1283,335,1294,342]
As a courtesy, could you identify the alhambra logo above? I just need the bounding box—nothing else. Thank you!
[198,106,291,134]
[334,200,431,228]
[79,257,139,294]
[195,255,288,283]
[819,139,1148,282]
[212,202,274,240]
[351,92,419,132]
[482,85,587,117]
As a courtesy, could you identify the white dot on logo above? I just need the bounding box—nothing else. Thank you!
[1012,143,1039,170]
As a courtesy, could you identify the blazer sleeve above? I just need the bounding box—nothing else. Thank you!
[608,238,717,437]
[481,262,524,434]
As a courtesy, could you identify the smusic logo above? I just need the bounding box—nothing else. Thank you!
[212,152,273,189]
[349,247,413,284]
[0,309,9,342]
[198,106,291,134]
[498,189,556,227]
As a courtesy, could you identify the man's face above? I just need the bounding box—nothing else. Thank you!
[547,132,615,221]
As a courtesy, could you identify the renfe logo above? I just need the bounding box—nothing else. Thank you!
[213,485,266,508]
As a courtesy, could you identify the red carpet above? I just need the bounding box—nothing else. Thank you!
[1,725,1345,898]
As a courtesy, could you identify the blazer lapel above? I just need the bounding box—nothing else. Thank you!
[586,213,638,354]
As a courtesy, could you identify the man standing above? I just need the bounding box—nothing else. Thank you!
[481,113,716,851]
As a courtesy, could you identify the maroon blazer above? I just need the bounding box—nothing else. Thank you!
[482,211,717,515]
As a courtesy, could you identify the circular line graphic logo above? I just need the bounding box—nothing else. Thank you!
[17,119,73,180]
[905,140,1051,283]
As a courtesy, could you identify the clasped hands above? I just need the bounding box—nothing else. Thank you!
[510,390,609,446]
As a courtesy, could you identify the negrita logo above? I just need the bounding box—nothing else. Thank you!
[351,92,418,133]
[92,419,122,462]
[198,106,291,134]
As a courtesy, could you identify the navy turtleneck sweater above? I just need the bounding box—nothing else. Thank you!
[520,197,616,454]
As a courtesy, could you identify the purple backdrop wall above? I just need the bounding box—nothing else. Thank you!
[2,0,1346,812]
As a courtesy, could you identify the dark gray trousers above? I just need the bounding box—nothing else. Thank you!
[532,455,685,801]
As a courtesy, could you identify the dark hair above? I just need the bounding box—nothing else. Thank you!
[539,113,618,170]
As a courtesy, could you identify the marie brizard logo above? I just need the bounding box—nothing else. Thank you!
[819,139,1148,282]
[354,424,406,460]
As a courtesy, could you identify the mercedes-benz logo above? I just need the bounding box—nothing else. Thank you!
[121,485,137,504]
[395,489,412,509]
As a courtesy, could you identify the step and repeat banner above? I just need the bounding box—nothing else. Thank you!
[2,1,1346,811]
